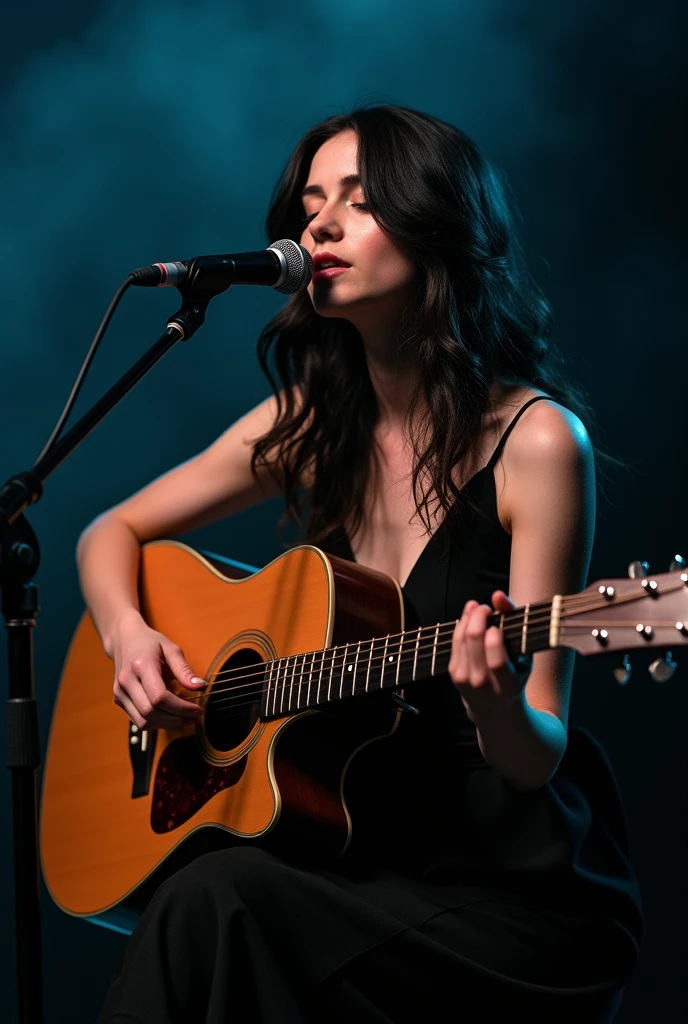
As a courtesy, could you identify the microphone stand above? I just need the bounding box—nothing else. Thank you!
[1,279,222,1024]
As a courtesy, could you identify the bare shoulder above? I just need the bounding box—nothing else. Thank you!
[495,390,595,534]
[506,394,593,470]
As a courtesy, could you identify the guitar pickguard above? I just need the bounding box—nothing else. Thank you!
[150,737,247,833]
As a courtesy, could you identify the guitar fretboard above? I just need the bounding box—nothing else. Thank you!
[260,603,555,718]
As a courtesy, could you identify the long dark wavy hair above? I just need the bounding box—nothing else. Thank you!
[251,104,593,545]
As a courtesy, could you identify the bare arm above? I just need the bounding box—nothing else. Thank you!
[77,394,284,655]
[449,399,596,790]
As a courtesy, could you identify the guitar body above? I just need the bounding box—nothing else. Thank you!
[40,541,404,923]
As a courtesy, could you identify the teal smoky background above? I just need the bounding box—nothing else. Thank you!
[1,2,686,1021]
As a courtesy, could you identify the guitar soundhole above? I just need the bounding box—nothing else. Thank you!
[204,647,264,752]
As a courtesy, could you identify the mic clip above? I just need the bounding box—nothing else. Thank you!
[166,256,228,340]
[166,299,209,341]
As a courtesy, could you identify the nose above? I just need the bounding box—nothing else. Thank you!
[308,207,343,244]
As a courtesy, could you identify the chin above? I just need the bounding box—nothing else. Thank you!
[309,288,373,319]
[311,302,354,320]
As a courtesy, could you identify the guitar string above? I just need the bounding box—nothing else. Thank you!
[176,583,681,707]
[179,602,681,715]
[173,622,559,723]
[181,613,550,707]
[184,610,684,722]
[178,614,532,695]
[160,612,685,727]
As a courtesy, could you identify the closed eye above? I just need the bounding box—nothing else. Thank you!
[300,202,369,229]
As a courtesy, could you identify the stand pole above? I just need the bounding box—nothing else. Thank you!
[4,561,42,1023]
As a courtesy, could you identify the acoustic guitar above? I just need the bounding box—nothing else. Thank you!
[40,540,688,931]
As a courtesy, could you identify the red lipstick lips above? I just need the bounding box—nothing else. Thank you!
[312,251,351,281]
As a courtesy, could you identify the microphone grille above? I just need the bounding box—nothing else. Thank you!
[268,239,313,294]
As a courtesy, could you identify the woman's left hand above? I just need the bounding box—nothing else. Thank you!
[448,590,533,721]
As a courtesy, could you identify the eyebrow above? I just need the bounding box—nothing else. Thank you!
[300,173,361,198]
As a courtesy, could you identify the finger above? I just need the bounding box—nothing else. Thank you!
[116,685,190,730]
[484,625,512,696]
[134,659,203,719]
[491,590,515,613]
[163,643,207,690]
[465,605,492,685]
[114,685,147,730]
[449,600,478,683]
[116,676,195,731]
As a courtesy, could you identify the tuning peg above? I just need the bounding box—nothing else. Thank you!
[670,554,687,572]
[628,561,650,579]
[613,653,632,686]
[648,651,677,684]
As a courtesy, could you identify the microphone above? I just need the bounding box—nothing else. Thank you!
[129,239,312,295]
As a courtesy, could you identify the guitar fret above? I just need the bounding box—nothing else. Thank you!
[303,652,310,707]
[365,638,374,691]
[328,647,336,701]
[282,658,290,714]
[280,657,287,713]
[352,641,361,695]
[521,604,530,655]
[549,597,561,649]
[316,649,325,704]
[296,653,307,709]
[298,654,305,709]
[339,643,349,700]
[431,623,439,676]
[288,656,297,711]
[289,655,297,711]
[306,650,316,706]
[395,632,403,686]
[380,635,390,688]
[277,658,286,715]
[265,660,275,716]
[284,657,292,715]
[264,659,272,716]
[412,625,421,680]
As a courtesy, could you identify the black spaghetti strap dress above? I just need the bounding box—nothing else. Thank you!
[96,396,643,1024]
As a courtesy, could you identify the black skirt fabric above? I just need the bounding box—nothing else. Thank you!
[96,845,627,1023]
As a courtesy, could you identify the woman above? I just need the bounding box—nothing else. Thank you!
[81,106,642,1022]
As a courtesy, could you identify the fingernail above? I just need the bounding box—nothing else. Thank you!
[190,676,207,686]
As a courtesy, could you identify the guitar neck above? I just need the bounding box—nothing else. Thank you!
[261,566,688,718]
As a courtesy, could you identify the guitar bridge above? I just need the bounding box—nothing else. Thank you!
[128,722,157,798]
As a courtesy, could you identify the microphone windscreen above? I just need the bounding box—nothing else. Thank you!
[268,239,313,294]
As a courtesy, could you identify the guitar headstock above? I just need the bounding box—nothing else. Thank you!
[558,565,688,658]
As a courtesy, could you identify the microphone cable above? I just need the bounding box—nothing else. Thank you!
[35,275,135,464]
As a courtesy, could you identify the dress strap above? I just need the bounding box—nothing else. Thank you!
[486,394,552,471]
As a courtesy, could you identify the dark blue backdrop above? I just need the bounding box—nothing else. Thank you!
[1,2,686,1020]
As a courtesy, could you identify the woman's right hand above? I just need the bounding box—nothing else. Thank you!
[110,610,207,730]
